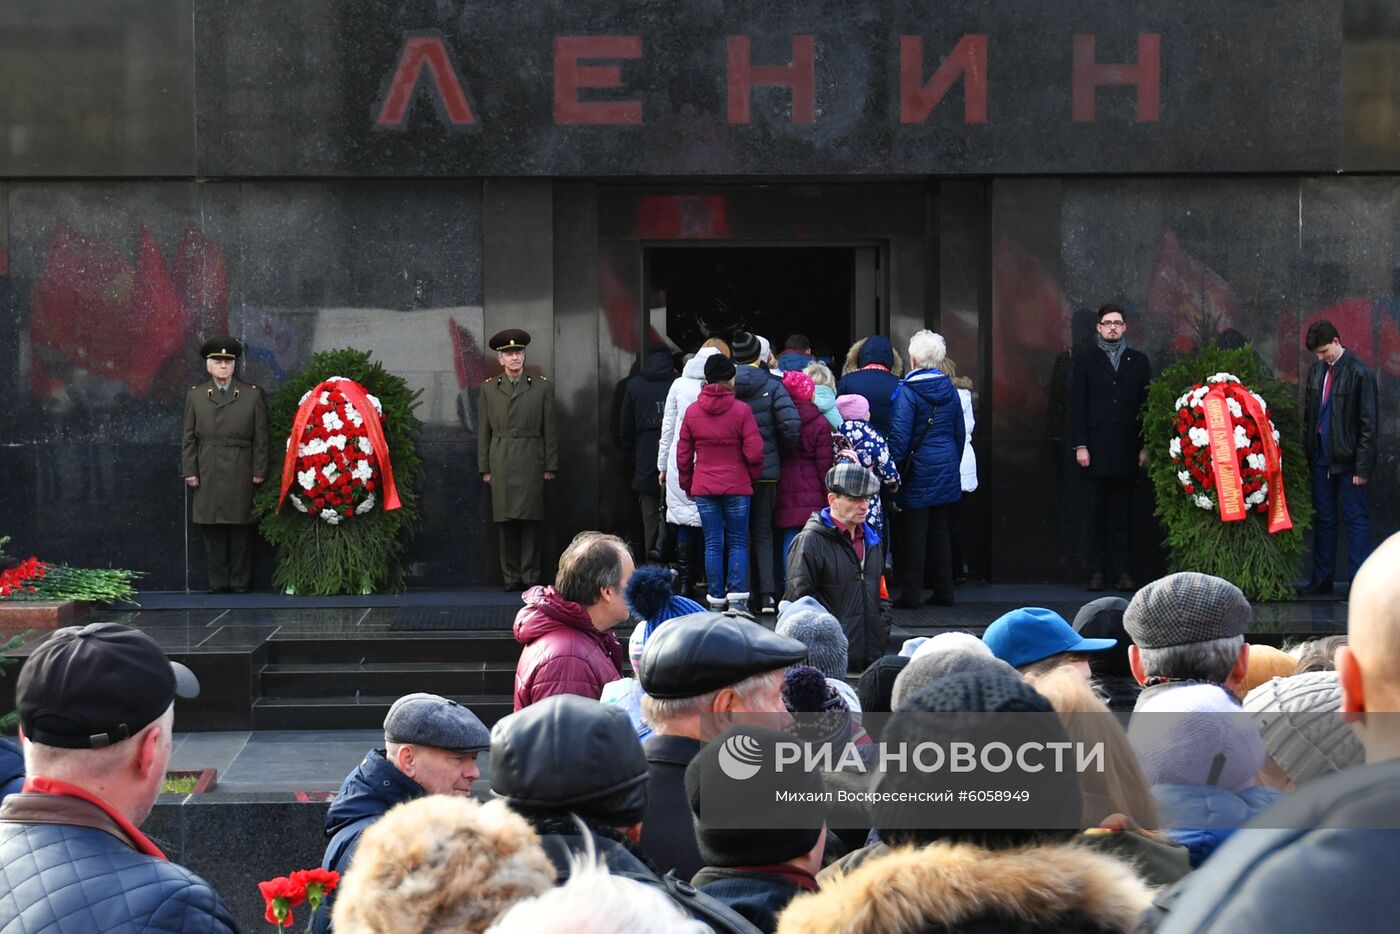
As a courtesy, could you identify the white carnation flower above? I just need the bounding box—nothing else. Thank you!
[1252,393,1267,412]
[1245,453,1266,471]
[290,494,308,513]
[297,468,317,491]
[328,434,348,450]
[319,391,330,406]
[1227,398,1243,418]
[319,508,341,525]
[1234,425,1250,449]
[358,437,373,454]
[366,393,383,415]
[1188,427,1210,448]
[351,460,373,483]
[355,494,376,515]
[323,464,339,484]
[1206,372,1240,384]
[344,403,363,427]
[321,411,344,432]
[1259,481,1269,495]
[1246,490,1265,506]
[1174,394,1189,411]
[1177,470,1192,487]
[1169,438,1182,458]
[1272,429,1280,443]
[1194,494,1214,510]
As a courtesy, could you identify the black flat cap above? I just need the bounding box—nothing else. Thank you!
[200,336,242,360]
[383,693,490,753]
[488,328,531,352]
[639,612,808,699]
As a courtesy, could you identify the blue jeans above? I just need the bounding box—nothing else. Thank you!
[1310,462,1372,582]
[696,495,751,596]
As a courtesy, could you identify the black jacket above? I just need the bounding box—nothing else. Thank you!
[692,867,808,933]
[1142,757,1400,933]
[783,510,889,670]
[1303,350,1379,477]
[639,732,707,880]
[734,365,800,481]
[620,351,678,493]
[1069,345,1152,478]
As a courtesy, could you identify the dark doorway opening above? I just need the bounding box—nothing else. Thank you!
[646,246,877,362]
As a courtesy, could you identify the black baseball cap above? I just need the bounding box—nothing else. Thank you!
[17,624,200,749]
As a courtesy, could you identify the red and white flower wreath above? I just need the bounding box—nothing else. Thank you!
[1168,372,1282,515]
[285,378,384,525]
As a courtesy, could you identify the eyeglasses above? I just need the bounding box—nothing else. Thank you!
[1098,320,1126,329]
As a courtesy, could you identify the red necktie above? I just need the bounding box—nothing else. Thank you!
[1322,366,1332,406]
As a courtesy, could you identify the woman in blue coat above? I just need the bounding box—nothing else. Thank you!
[888,330,964,608]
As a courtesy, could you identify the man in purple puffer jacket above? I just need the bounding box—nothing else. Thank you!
[513,531,634,710]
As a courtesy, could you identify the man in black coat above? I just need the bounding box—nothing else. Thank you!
[1298,319,1379,594]
[619,347,677,559]
[1069,304,1152,591]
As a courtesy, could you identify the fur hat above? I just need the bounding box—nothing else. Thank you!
[703,353,736,384]
[331,796,554,933]
[776,608,848,679]
[730,331,762,364]
[1243,670,1363,785]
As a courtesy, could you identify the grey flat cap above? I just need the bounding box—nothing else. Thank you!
[826,462,880,498]
[383,692,490,752]
[1123,572,1252,649]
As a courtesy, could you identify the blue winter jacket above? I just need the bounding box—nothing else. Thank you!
[0,794,237,933]
[888,368,965,509]
[1153,783,1283,868]
[733,364,800,481]
[0,739,23,800]
[836,336,902,436]
[315,749,426,933]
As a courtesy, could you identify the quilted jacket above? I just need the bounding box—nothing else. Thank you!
[0,792,237,934]
[732,364,799,481]
[676,384,764,497]
[889,368,965,509]
[775,398,834,529]
[513,585,626,710]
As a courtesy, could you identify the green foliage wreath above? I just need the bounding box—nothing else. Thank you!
[1144,344,1313,602]
[255,349,422,594]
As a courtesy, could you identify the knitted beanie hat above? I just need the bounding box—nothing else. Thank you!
[776,608,848,679]
[730,331,762,364]
[857,655,910,715]
[893,638,1020,711]
[835,393,870,421]
[782,369,816,403]
[899,668,1053,716]
[1243,670,1364,786]
[703,353,737,384]
[1129,683,1264,792]
[685,726,824,867]
[624,565,706,642]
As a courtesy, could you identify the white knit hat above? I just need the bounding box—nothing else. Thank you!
[1243,671,1363,786]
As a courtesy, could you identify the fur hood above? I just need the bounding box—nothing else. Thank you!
[778,840,1153,934]
[843,336,904,377]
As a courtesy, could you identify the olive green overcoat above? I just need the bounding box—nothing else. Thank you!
[182,378,270,524]
[477,373,558,521]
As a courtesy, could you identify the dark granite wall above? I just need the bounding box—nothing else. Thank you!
[0,0,1384,178]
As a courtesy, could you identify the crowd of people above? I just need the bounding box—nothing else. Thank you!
[3,527,1397,932]
[629,328,977,659]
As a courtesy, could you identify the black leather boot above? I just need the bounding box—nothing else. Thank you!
[674,529,696,599]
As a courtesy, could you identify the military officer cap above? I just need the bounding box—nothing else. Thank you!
[489,329,531,353]
[200,336,243,360]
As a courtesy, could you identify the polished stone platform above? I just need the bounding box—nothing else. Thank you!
[1,585,1348,733]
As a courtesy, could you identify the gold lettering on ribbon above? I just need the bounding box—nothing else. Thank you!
[1232,384,1292,533]
[1203,387,1246,522]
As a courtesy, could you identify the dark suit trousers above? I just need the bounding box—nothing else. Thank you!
[1088,477,1134,577]
[200,523,252,590]
[498,520,542,587]
[1310,463,1372,583]
[896,504,953,602]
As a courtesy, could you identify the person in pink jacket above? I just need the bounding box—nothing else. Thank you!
[512,531,634,710]
[776,370,836,583]
[676,354,764,613]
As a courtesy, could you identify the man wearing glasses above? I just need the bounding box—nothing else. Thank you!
[1070,304,1153,592]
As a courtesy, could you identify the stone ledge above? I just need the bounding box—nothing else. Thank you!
[0,600,91,634]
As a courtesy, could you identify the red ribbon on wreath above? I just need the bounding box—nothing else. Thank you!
[277,379,402,513]
[1202,383,1292,534]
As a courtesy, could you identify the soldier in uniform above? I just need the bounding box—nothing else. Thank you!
[182,337,270,593]
[478,329,558,590]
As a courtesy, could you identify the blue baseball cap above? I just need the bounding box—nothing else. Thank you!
[982,607,1117,669]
